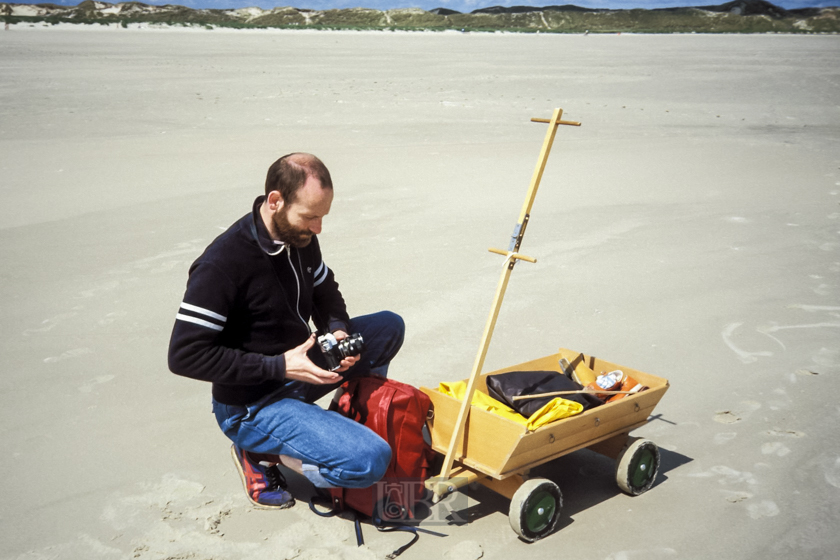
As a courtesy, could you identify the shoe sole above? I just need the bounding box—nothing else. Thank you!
[230,445,296,510]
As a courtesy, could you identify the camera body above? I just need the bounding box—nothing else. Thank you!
[317,332,365,371]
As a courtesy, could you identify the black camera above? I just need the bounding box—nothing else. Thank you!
[317,332,364,371]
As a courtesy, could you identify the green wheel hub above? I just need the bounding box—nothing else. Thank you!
[629,447,657,488]
[525,490,557,533]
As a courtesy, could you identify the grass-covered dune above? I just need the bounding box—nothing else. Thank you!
[2,0,838,33]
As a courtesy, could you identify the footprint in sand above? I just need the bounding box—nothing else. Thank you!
[23,312,78,335]
[767,388,792,411]
[761,442,791,457]
[747,500,780,519]
[813,283,832,296]
[717,481,778,519]
[443,541,484,560]
[150,260,182,274]
[714,432,737,444]
[715,476,781,519]
[79,375,115,393]
[711,466,758,486]
[714,411,741,424]
[78,280,121,299]
[825,456,840,489]
[714,401,761,425]
[766,428,806,438]
[98,311,127,326]
[44,347,93,363]
[723,490,753,504]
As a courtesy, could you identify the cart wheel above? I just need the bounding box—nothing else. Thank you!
[509,478,562,542]
[615,438,660,496]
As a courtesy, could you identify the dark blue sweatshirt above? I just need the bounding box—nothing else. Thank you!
[167,196,349,406]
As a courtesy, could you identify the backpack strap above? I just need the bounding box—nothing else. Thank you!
[375,525,418,559]
[373,519,448,559]
[309,495,365,546]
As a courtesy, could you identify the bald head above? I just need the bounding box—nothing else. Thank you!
[264,153,333,203]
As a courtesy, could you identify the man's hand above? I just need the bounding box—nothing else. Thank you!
[283,335,343,385]
[332,330,360,373]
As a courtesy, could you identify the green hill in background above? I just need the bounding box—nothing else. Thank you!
[2,1,838,33]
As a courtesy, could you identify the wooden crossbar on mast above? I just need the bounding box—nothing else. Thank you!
[427,108,580,500]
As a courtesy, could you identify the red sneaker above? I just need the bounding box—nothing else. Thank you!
[230,445,295,509]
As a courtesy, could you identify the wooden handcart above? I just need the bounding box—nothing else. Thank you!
[421,109,670,542]
[421,350,669,541]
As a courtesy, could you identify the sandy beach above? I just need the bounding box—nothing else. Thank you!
[1,24,839,559]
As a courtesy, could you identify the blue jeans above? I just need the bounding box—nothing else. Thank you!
[213,311,404,488]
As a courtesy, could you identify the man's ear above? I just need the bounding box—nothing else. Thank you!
[267,190,284,211]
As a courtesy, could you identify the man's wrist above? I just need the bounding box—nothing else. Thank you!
[328,319,349,335]
[267,353,287,381]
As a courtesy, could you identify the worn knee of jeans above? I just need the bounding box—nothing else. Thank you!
[328,438,392,489]
[368,440,392,483]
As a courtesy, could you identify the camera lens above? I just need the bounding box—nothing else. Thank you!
[338,334,364,358]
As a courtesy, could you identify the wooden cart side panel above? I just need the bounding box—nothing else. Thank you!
[421,386,524,477]
[498,393,664,476]
[503,385,666,457]
[505,421,650,476]
[495,375,668,475]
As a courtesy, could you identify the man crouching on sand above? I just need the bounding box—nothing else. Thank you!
[168,153,404,508]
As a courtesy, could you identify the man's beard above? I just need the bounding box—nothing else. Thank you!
[272,208,313,248]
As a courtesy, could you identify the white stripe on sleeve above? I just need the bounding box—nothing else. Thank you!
[180,302,227,322]
[176,313,224,331]
[313,263,329,287]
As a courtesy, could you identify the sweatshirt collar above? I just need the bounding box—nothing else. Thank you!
[251,196,287,256]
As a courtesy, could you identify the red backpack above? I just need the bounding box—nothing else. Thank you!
[326,376,435,523]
